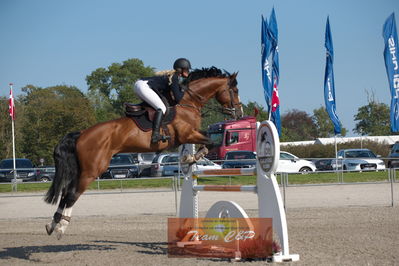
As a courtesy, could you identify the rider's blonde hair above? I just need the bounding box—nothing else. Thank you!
[155,70,176,85]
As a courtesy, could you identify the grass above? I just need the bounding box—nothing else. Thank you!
[0,170,393,193]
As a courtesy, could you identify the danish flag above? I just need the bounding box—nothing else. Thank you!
[9,83,15,120]
[271,82,280,112]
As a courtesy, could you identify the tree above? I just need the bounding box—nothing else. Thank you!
[353,97,390,136]
[200,100,269,131]
[86,89,119,123]
[19,85,96,165]
[243,101,268,121]
[312,106,346,137]
[200,98,230,131]
[86,58,155,116]
[281,109,318,141]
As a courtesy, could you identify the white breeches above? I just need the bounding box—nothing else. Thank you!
[134,80,167,114]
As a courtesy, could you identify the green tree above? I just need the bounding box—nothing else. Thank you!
[243,101,268,121]
[200,100,269,131]
[86,58,155,116]
[19,85,96,165]
[353,97,390,136]
[86,89,119,123]
[312,106,346,137]
[281,109,318,141]
[200,99,231,131]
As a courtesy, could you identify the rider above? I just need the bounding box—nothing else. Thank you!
[134,58,191,143]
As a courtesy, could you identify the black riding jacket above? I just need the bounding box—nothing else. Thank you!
[143,73,185,104]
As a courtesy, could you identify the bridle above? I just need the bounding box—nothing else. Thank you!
[223,83,242,119]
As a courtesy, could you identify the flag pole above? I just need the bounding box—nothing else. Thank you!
[11,109,17,191]
[334,134,339,183]
[9,83,17,191]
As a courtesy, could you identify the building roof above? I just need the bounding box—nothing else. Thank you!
[281,135,399,146]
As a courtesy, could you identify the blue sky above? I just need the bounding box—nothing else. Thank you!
[1,0,398,137]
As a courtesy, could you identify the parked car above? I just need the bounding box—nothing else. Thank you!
[163,157,222,176]
[150,153,177,177]
[337,149,385,171]
[161,154,181,176]
[222,151,257,169]
[387,142,399,168]
[195,157,222,172]
[100,153,139,179]
[277,151,316,173]
[36,166,55,182]
[133,153,157,177]
[314,159,343,171]
[0,158,39,182]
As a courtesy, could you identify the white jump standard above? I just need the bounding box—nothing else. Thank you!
[178,120,299,262]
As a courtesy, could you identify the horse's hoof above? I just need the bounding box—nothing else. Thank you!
[45,223,54,235]
[56,231,63,240]
[54,226,64,240]
[181,155,195,164]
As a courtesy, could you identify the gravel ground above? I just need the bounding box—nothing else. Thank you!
[0,183,398,265]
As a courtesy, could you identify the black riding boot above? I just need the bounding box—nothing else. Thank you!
[151,109,169,143]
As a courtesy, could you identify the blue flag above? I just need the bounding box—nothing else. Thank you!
[324,17,341,135]
[261,15,272,108]
[268,8,282,135]
[383,13,399,132]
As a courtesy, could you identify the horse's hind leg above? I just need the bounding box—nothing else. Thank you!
[53,205,75,240]
[51,171,99,239]
[46,196,68,236]
[46,183,81,239]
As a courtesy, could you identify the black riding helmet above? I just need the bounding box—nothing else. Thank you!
[173,58,191,72]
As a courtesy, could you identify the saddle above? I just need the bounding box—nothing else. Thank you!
[124,102,176,132]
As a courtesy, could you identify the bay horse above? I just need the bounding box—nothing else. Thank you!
[44,67,243,239]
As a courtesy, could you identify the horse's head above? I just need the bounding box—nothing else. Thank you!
[184,67,243,119]
[214,72,243,119]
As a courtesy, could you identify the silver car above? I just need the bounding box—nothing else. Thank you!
[337,149,385,171]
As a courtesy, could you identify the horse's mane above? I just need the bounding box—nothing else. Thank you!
[186,67,232,83]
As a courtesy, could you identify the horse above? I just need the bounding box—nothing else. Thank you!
[44,67,243,239]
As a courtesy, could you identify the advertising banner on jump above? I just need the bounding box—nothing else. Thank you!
[168,218,273,259]
[323,17,341,135]
[383,12,399,132]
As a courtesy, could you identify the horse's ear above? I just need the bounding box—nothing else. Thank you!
[231,72,239,79]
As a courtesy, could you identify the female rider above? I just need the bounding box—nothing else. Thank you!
[134,58,191,143]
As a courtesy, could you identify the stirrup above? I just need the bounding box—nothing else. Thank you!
[160,135,171,142]
[152,134,170,143]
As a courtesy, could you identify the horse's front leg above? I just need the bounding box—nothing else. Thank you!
[180,130,213,163]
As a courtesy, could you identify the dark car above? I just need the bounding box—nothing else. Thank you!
[0,158,39,182]
[133,153,157,177]
[100,153,139,179]
[36,166,55,182]
[222,151,256,169]
[314,159,341,171]
[387,142,399,168]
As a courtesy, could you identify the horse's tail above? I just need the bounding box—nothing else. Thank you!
[44,132,81,205]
